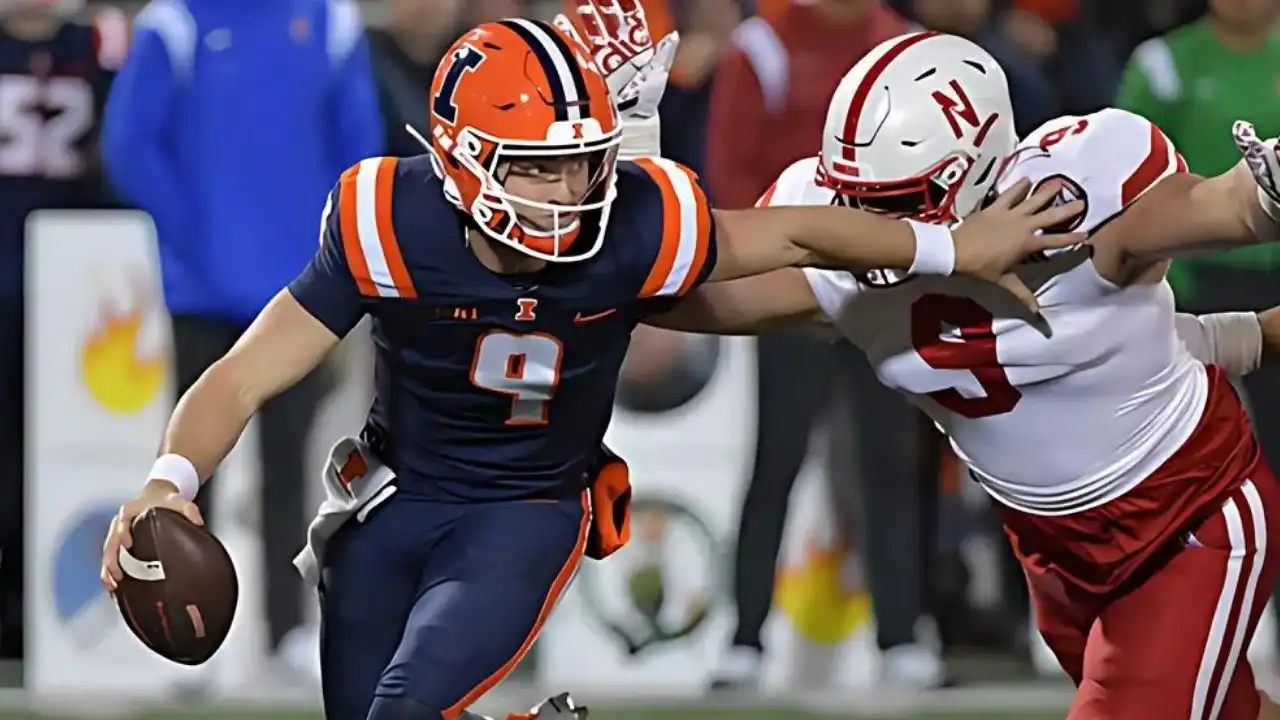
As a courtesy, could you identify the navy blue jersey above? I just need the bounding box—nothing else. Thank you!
[0,15,118,304]
[289,155,718,500]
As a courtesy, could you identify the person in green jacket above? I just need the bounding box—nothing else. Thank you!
[1118,0,1280,644]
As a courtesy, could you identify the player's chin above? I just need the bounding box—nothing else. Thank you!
[521,213,580,234]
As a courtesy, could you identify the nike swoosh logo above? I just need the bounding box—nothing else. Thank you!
[573,308,617,324]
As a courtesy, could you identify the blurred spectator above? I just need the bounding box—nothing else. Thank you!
[1117,0,1280,645]
[1004,0,1122,114]
[1105,0,1208,53]
[705,0,908,208]
[558,0,737,174]
[0,0,126,659]
[911,0,1059,136]
[368,0,464,157]
[704,0,944,693]
[475,0,525,21]
[101,0,383,671]
[657,0,744,176]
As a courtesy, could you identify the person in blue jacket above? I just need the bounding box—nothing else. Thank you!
[101,0,383,672]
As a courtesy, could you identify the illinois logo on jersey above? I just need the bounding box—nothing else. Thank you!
[515,298,538,322]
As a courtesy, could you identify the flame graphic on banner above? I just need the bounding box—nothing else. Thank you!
[79,294,164,415]
[774,537,871,644]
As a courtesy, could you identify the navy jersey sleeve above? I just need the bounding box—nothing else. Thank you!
[289,157,417,334]
[287,175,369,336]
[620,158,719,306]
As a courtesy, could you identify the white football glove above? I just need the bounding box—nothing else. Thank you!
[1233,120,1280,222]
[553,0,679,158]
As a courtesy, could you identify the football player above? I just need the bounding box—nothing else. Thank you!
[97,7,1079,720]
[648,30,1280,720]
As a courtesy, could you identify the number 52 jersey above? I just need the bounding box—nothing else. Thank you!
[793,108,1209,516]
[288,154,716,501]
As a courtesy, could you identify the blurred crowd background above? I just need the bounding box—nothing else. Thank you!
[3,0,1280,715]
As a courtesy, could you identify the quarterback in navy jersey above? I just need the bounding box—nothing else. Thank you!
[99,1,1078,717]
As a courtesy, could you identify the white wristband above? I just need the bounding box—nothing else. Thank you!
[906,220,957,276]
[1259,187,1280,224]
[148,453,200,501]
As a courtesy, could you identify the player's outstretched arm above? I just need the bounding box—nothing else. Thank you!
[102,174,373,593]
[645,268,825,334]
[1097,121,1280,266]
[707,178,1083,289]
[1099,164,1271,264]
[100,292,343,591]
[160,292,341,483]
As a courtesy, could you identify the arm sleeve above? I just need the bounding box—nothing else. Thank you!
[1175,312,1263,376]
[625,157,719,304]
[287,183,370,337]
[100,0,191,243]
[325,0,384,173]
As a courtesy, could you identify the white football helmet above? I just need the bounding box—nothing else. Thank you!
[818,31,1016,226]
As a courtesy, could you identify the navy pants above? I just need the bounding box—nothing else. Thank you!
[319,491,588,719]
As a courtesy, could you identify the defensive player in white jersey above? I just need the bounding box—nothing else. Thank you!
[648,30,1280,720]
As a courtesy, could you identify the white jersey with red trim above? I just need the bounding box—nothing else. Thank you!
[792,108,1209,515]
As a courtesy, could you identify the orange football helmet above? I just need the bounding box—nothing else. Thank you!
[423,19,622,262]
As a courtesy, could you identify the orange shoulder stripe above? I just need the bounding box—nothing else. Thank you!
[340,157,417,299]
[632,157,714,298]
[675,165,713,296]
[337,164,377,297]
[372,158,417,299]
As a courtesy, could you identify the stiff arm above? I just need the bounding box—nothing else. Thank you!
[633,155,1080,289]
[648,157,1273,377]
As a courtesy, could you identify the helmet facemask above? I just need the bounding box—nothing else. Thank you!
[825,152,1001,287]
[426,123,622,263]
[829,155,967,222]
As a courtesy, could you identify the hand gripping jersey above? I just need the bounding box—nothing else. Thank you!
[289,155,716,501]
[795,108,1209,515]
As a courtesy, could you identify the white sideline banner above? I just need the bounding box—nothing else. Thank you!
[24,211,271,696]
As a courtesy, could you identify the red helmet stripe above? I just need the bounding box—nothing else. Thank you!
[841,31,940,166]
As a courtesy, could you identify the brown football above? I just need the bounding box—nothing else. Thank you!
[113,507,238,665]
